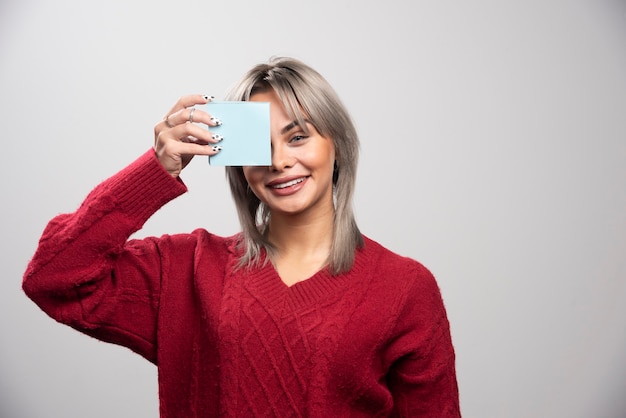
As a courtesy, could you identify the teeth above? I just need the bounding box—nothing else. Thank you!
[272,178,305,189]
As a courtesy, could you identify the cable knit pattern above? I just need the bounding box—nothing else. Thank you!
[23,150,460,417]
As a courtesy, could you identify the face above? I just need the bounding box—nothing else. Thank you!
[243,89,336,218]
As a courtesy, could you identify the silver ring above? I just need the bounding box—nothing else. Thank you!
[164,114,174,128]
[189,107,196,123]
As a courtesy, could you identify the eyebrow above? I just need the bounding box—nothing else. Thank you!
[280,119,312,135]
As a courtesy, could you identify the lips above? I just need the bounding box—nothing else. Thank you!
[266,176,309,196]
[267,176,308,189]
[270,177,306,189]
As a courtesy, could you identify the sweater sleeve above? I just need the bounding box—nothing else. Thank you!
[386,264,461,417]
[22,149,188,363]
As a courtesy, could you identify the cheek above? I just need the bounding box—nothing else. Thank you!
[305,139,335,168]
[242,167,264,191]
[242,167,251,182]
[319,144,336,173]
[242,167,256,183]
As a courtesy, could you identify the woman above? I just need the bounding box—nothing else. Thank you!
[23,57,460,417]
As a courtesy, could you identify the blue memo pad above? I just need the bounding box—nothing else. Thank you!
[206,101,271,166]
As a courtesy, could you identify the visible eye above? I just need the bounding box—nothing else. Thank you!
[289,135,308,143]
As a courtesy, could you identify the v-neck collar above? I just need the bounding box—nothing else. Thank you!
[226,236,373,313]
[245,260,347,311]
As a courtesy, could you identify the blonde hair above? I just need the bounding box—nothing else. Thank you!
[224,57,363,275]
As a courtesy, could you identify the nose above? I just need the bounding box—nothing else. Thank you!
[270,142,293,171]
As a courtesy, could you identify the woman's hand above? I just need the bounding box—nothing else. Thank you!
[154,94,223,177]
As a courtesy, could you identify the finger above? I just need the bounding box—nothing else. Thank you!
[166,123,224,144]
[164,94,214,119]
[172,141,223,157]
[163,107,222,129]
[155,136,223,175]
[183,107,222,127]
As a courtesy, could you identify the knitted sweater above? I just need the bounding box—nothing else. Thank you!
[23,150,460,417]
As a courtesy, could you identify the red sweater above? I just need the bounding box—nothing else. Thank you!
[23,150,460,417]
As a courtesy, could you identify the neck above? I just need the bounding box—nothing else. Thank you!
[266,207,334,260]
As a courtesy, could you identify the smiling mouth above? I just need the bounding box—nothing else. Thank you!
[270,177,307,189]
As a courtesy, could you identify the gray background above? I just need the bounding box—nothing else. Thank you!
[1,0,625,417]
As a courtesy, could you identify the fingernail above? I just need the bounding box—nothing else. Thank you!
[203,95,215,101]
[212,134,223,142]
[212,145,223,152]
[210,117,222,126]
